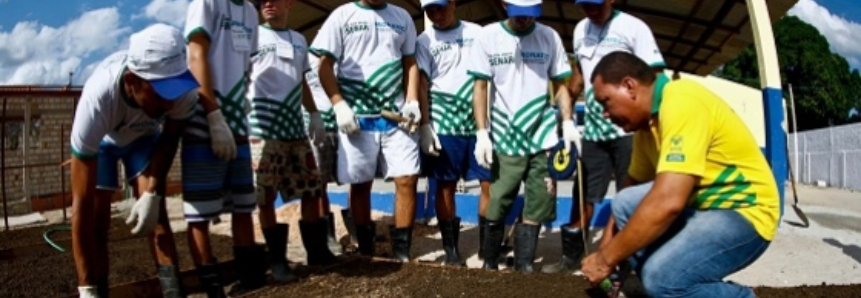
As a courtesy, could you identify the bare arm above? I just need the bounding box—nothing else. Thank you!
[140,119,185,195]
[599,176,642,248]
[568,63,585,102]
[554,79,573,122]
[472,79,489,130]
[418,71,431,125]
[301,80,319,113]
[187,33,219,113]
[318,55,345,106]
[599,173,697,266]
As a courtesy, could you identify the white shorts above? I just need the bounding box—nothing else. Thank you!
[337,127,420,184]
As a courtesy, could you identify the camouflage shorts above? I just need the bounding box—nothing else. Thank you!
[251,138,324,204]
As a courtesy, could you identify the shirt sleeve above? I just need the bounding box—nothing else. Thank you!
[549,31,572,81]
[633,20,665,68]
[627,131,657,183]
[401,15,417,57]
[309,10,343,60]
[467,29,492,80]
[655,89,710,177]
[184,0,215,42]
[166,92,199,121]
[70,78,111,160]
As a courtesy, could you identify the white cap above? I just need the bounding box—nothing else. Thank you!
[126,23,199,100]
[421,0,449,9]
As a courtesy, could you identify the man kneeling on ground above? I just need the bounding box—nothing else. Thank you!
[580,51,779,298]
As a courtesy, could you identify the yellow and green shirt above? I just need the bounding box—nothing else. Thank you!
[628,74,780,241]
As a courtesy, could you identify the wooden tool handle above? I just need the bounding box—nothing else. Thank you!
[380,110,418,134]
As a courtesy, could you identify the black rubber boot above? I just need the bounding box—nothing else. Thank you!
[300,219,342,266]
[96,276,109,298]
[388,225,413,262]
[157,264,186,298]
[341,209,359,245]
[325,212,344,255]
[478,216,487,260]
[481,220,505,270]
[355,222,376,256]
[438,217,465,267]
[196,261,226,298]
[514,223,541,273]
[229,245,268,295]
[541,226,585,274]
[261,224,296,282]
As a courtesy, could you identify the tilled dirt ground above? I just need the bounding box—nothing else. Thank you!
[0,218,234,298]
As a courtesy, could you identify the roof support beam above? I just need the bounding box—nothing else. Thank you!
[677,0,737,71]
[665,0,707,61]
[297,0,330,14]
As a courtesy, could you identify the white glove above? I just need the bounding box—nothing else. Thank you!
[307,112,326,148]
[206,110,237,161]
[79,286,99,298]
[420,124,442,156]
[333,101,359,134]
[400,100,422,128]
[562,120,582,156]
[125,192,161,236]
[474,129,494,169]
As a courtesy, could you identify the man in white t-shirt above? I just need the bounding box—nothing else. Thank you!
[542,0,666,275]
[183,0,262,295]
[416,0,488,267]
[247,0,340,284]
[468,0,580,272]
[70,24,199,298]
[310,0,425,262]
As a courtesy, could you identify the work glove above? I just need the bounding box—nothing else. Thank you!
[307,112,326,148]
[474,129,494,169]
[206,110,237,161]
[125,191,162,236]
[78,286,99,298]
[333,101,359,135]
[562,120,582,156]
[400,99,422,129]
[420,124,442,156]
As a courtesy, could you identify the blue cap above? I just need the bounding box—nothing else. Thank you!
[148,70,200,101]
[505,0,542,18]
[421,0,449,9]
[575,0,605,4]
[547,139,579,180]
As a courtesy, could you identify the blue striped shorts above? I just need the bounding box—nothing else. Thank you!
[181,141,255,222]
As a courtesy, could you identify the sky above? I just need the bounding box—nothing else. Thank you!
[0,0,860,85]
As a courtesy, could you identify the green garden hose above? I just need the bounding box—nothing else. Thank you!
[43,225,72,252]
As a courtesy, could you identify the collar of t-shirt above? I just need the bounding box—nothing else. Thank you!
[117,67,142,109]
[500,21,536,37]
[650,73,671,115]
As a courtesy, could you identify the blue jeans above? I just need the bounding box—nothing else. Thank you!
[612,182,770,298]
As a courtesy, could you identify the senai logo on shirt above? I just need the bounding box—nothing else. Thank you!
[490,52,515,66]
[344,21,370,35]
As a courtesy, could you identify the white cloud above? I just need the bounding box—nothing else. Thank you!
[788,0,861,68]
[133,0,190,27]
[0,7,131,85]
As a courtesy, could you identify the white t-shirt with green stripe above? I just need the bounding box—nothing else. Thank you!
[247,26,309,141]
[183,0,258,137]
[467,22,572,157]
[309,1,416,116]
[573,10,665,142]
[417,20,482,137]
[303,53,337,132]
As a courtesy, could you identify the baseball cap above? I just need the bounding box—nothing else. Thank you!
[126,23,199,101]
[575,0,605,4]
[421,0,449,9]
[505,0,542,18]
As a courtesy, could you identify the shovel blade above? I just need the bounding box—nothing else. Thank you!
[792,204,810,227]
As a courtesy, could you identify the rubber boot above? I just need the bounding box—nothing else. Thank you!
[300,219,342,266]
[481,220,505,270]
[438,217,465,267]
[478,216,487,260]
[157,264,186,298]
[196,261,226,298]
[325,212,344,255]
[229,245,267,295]
[514,223,540,273]
[96,276,109,298]
[341,209,359,245]
[388,225,413,262]
[541,226,585,274]
[355,222,376,256]
[261,224,296,282]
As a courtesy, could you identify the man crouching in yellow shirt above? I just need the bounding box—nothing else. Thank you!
[580,51,779,298]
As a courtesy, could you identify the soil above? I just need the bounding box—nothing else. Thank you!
[0,218,235,298]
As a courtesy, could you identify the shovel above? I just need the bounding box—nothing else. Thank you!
[785,146,810,227]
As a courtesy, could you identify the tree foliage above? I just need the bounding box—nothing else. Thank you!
[714,16,861,131]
